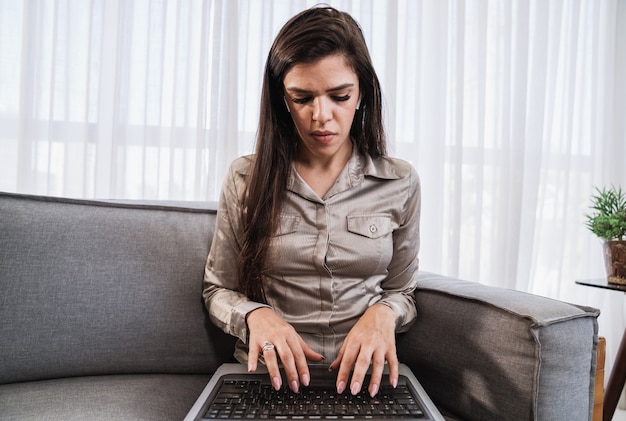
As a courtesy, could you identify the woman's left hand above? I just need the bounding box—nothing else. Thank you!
[329,303,399,397]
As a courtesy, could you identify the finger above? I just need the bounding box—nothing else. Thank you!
[335,346,358,394]
[299,341,325,387]
[280,337,324,389]
[248,344,260,373]
[328,346,344,372]
[387,352,399,388]
[262,343,282,391]
[349,352,372,396]
[368,353,386,397]
[290,339,311,387]
[301,340,326,363]
[276,341,301,393]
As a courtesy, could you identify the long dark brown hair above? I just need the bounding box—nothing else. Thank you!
[238,6,387,302]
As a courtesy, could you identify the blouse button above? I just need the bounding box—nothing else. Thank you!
[369,224,377,233]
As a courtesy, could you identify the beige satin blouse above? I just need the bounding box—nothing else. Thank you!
[203,149,421,362]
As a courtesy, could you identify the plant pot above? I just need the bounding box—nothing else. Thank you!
[604,240,626,285]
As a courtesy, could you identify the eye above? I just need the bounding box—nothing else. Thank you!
[292,97,312,104]
[333,94,351,102]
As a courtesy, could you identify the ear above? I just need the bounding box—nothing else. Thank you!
[283,97,291,112]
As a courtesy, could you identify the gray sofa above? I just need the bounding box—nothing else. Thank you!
[0,191,600,421]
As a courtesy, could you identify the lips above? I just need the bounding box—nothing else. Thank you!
[311,131,335,143]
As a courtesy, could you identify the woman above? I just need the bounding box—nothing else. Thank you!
[203,6,420,399]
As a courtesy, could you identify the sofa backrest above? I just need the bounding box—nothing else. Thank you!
[0,192,236,385]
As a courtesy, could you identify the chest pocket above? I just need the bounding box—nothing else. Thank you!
[274,214,300,236]
[347,214,393,239]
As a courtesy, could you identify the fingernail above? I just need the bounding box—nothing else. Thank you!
[391,378,398,388]
[272,376,282,390]
[369,383,379,397]
[290,380,299,393]
[302,373,310,387]
[337,381,346,394]
[351,382,361,395]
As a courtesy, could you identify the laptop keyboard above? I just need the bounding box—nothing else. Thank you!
[202,378,426,419]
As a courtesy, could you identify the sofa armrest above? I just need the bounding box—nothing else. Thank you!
[397,272,600,421]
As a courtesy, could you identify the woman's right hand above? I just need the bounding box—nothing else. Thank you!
[246,307,325,392]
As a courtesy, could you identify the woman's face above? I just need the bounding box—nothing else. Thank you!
[282,54,360,163]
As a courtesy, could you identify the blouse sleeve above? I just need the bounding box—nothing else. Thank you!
[377,164,421,332]
[202,159,269,343]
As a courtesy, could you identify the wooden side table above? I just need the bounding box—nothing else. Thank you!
[576,278,626,421]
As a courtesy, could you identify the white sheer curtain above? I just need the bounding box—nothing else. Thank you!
[2,0,626,403]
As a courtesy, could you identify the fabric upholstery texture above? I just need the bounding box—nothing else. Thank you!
[0,192,235,384]
[399,272,599,421]
[0,374,211,421]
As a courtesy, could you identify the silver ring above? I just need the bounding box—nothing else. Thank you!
[262,341,275,353]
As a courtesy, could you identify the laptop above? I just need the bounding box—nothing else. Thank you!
[184,363,445,420]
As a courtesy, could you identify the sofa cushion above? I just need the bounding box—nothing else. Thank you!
[0,192,236,384]
[398,272,600,421]
[0,374,211,421]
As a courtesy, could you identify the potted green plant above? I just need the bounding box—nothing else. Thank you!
[585,185,626,284]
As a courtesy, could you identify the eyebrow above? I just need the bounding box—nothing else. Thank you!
[285,83,355,95]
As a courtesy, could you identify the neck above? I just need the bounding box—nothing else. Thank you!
[295,142,353,171]
[293,144,353,198]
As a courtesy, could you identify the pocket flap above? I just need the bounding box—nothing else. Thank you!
[275,214,300,236]
[347,214,392,239]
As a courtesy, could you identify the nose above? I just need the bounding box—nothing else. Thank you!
[312,97,332,122]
